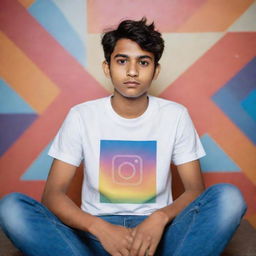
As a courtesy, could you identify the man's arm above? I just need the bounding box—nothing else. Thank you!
[129,159,205,256]
[157,159,205,222]
[41,159,97,231]
[42,159,133,256]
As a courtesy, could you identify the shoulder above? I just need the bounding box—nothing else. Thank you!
[61,97,109,124]
[150,95,187,115]
[70,96,109,114]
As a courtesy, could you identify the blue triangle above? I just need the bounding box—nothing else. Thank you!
[0,79,36,114]
[199,134,240,172]
[0,114,37,156]
[29,0,86,66]
[241,89,256,122]
[21,143,53,180]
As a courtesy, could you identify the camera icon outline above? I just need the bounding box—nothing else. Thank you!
[111,154,143,186]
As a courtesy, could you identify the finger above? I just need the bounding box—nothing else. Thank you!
[138,236,151,256]
[131,228,137,237]
[125,235,133,249]
[119,248,130,256]
[130,234,142,256]
[147,240,159,256]
[126,233,133,240]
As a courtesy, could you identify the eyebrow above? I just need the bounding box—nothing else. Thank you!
[114,54,153,60]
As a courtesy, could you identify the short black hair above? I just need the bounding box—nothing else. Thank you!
[101,17,164,66]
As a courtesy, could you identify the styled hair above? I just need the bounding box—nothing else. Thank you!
[101,17,164,66]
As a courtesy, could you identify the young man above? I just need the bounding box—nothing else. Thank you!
[0,18,247,256]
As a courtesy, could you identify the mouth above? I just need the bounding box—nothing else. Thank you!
[123,81,140,87]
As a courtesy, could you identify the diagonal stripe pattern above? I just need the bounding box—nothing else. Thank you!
[0,0,255,228]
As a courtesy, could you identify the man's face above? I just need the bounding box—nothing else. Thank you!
[103,38,160,99]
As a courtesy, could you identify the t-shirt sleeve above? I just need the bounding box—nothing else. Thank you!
[48,108,83,166]
[172,108,206,166]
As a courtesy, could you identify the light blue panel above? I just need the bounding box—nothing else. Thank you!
[0,79,36,114]
[29,0,86,66]
[21,143,53,180]
[199,134,240,172]
[241,89,256,122]
[52,0,87,53]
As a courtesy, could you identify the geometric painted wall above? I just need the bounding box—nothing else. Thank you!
[0,0,255,229]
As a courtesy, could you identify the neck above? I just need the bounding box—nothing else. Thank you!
[111,92,149,119]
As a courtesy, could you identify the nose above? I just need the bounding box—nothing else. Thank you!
[127,61,138,77]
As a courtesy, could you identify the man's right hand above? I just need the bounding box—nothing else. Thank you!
[89,217,133,256]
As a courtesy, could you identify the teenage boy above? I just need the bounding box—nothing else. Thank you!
[0,18,246,256]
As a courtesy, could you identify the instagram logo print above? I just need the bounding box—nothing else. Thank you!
[112,155,143,186]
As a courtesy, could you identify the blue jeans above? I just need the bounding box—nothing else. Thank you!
[0,184,246,256]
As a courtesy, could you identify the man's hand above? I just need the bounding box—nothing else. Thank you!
[89,218,133,256]
[129,211,168,256]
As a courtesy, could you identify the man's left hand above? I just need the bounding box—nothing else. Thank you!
[129,211,168,256]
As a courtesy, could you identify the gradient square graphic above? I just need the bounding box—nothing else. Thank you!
[99,140,157,204]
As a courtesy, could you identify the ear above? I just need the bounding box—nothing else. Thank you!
[153,64,161,80]
[102,60,111,78]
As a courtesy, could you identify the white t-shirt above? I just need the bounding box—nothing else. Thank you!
[48,95,206,216]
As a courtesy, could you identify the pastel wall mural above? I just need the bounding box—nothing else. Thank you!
[0,0,255,230]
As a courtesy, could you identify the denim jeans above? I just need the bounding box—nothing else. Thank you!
[0,183,247,256]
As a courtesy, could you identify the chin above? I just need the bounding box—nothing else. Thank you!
[116,90,147,99]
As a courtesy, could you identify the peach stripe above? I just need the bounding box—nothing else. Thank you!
[177,0,254,32]
[247,214,256,229]
[17,0,35,8]
[0,32,60,114]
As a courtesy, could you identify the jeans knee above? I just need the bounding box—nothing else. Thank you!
[0,193,28,232]
[208,184,247,226]
[218,184,246,211]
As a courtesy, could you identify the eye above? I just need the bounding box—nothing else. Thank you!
[117,59,127,64]
[139,60,149,66]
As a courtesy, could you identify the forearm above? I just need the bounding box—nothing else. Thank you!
[42,191,133,255]
[41,191,98,233]
[157,188,205,224]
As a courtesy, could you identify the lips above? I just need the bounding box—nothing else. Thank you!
[123,81,140,87]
